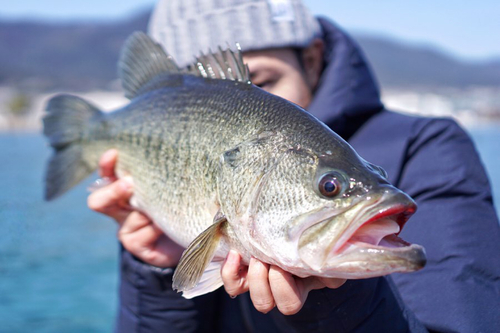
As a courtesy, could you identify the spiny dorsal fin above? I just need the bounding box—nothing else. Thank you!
[187,44,251,84]
[118,31,180,99]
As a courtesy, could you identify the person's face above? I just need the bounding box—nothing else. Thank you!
[242,40,323,109]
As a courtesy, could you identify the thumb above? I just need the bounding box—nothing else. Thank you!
[221,250,249,298]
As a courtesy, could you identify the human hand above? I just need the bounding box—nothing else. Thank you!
[221,250,346,315]
[87,149,184,267]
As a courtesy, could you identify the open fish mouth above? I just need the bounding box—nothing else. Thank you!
[323,199,427,277]
[297,189,426,278]
[337,203,416,252]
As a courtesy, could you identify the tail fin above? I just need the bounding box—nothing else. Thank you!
[43,94,103,200]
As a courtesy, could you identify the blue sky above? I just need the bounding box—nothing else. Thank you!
[2,0,499,61]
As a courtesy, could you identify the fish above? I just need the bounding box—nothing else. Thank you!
[43,31,426,299]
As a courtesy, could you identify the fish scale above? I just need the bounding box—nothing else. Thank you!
[43,31,425,299]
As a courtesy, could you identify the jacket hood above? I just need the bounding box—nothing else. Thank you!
[308,17,384,139]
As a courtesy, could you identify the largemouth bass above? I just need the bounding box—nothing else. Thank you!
[43,32,425,298]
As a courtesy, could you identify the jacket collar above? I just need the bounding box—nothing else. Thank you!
[308,17,384,139]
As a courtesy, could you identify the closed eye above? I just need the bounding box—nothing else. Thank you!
[255,81,272,89]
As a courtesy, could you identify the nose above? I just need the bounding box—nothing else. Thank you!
[381,184,416,207]
[376,184,417,227]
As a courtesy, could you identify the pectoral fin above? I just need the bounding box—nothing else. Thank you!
[181,259,225,299]
[172,213,228,296]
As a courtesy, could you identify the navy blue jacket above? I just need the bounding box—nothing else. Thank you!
[115,18,500,332]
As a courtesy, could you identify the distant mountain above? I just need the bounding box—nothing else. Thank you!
[353,34,500,89]
[1,11,499,91]
[0,12,150,91]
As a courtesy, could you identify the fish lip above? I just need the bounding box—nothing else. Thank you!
[319,242,427,278]
[321,199,427,276]
[297,188,425,274]
[330,194,417,255]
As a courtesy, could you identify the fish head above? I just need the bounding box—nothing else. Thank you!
[218,131,425,278]
[291,149,425,278]
[295,152,425,278]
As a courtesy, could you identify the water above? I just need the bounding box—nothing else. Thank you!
[0,134,118,332]
[1,128,499,332]
[469,126,500,208]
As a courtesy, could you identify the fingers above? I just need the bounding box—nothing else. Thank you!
[118,211,163,255]
[99,149,119,179]
[118,211,184,267]
[247,258,275,314]
[221,253,347,316]
[268,266,304,315]
[87,178,133,223]
[221,250,249,298]
[89,149,133,223]
[119,210,157,236]
[90,149,184,268]
[260,270,345,315]
[222,257,304,315]
[318,277,347,289]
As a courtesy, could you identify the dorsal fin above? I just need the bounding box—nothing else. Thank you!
[187,44,251,84]
[118,31,180,99]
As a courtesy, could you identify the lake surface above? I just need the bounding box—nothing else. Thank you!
[0,134,118,332]
[1,127,499,332]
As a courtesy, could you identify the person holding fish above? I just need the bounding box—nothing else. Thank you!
[81,0,500,331]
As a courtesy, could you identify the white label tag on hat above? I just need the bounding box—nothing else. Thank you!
[268,0,295,22]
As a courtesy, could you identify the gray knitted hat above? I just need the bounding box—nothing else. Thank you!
[148,0,321,68]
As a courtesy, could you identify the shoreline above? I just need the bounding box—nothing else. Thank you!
[0,87,499,132]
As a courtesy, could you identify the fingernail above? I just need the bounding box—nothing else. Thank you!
[250,257,261,266]
[250,257,260,268]
[250,257,268,272]
[103,149,118,160]
[87,177,113,192]
[119,179,133,193]
[227,250,239,264]
[121,175,134,185]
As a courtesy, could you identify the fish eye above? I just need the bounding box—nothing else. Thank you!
[318,173,342,198]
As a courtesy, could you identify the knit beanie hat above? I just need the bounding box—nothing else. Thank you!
[148,0,321,68]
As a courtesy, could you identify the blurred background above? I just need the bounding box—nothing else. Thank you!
[1,1,499,331]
